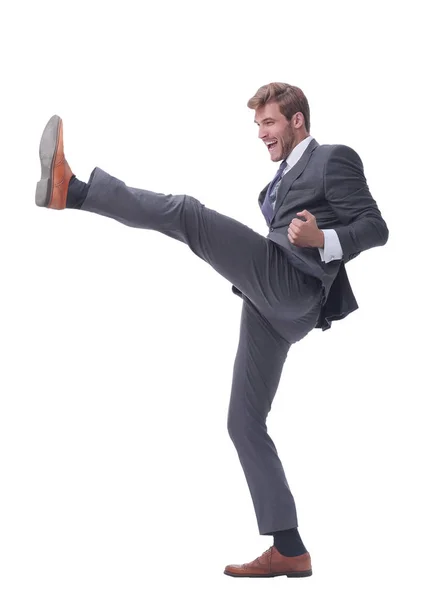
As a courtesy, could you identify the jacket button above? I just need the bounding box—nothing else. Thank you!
[270,227,274,232]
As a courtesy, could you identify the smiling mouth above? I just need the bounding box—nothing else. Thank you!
[266,141,278,152]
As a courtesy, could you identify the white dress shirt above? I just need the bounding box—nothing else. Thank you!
[271,135,343,263]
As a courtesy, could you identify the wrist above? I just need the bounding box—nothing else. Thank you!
[316,229,325,249]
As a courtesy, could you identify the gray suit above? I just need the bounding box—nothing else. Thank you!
[80,138,388,536]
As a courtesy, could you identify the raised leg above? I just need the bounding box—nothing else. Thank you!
[81,167,321,339]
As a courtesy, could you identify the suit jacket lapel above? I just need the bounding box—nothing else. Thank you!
[271,139,319,221]
[257,138,319,222]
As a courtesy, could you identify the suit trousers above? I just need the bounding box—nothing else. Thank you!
[81,167,323,535]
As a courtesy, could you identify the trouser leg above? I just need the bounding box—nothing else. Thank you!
[227,297,298,535]
[81,168,321,339]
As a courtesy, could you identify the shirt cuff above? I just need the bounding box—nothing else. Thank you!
[318,229,343,262]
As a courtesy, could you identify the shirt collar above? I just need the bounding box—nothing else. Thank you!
[285,135,314,170]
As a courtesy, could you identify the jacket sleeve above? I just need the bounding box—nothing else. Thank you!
[324,145,389,261]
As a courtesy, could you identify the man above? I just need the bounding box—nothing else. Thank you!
[35,82,389,579]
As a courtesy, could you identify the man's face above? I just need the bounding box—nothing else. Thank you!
[254,102,296,163]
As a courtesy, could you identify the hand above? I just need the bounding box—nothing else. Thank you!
[287,210,324,248]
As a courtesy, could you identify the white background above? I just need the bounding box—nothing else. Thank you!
[1,1,430,598]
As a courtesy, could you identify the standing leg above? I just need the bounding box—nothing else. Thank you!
[223,297,315,578]
[227,297,298,535]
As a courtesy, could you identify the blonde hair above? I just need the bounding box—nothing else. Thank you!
[247,82,310,132]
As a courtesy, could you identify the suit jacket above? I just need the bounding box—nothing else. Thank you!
[232,139,389,331]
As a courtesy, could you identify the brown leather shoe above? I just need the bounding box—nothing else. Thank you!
[224,546,312,578]
[35,115,73,209]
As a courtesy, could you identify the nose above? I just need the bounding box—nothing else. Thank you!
[258,125,267,140]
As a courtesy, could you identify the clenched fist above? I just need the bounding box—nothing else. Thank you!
[287,210,324,248]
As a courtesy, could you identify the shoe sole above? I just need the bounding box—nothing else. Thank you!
[224,569,312,578]
[35,115,62,207]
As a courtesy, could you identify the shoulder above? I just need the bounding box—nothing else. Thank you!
[318,144,362,164]
[316,144,364,172]
[316,143,362,160]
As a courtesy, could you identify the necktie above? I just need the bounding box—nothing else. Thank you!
[261,159,287,223]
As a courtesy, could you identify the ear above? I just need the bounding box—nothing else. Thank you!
[293,112,304,129]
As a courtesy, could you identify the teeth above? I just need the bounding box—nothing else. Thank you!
[266,141,277,147]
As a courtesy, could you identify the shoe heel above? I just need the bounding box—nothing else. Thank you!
[35,178,51,207]
[286,569,312,578]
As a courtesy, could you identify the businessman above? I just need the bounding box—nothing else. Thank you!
[35,82,389,579]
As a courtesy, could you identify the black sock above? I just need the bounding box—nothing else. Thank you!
[66,175,90,209]
[272,528,307,557]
